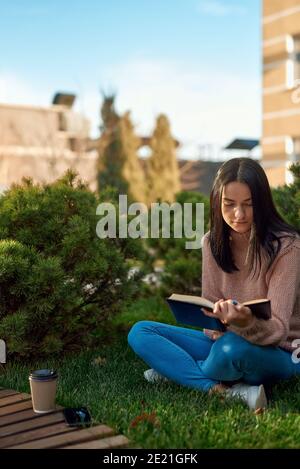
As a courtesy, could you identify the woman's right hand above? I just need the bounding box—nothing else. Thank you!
[202,300,226,340]
[211,331,225,340]
[203,299,253,328]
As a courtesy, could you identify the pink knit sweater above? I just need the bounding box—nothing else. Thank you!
[201,230,300,352]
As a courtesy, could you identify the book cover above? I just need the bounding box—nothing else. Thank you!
[166,294,271,331]
[166,298,226,331]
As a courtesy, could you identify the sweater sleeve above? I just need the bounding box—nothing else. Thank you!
[201,232,223,303]
[228,237,300,346]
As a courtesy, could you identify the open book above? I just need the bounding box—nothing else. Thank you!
[166,294,271,331]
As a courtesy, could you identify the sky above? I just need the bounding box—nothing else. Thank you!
[0,0,261,158]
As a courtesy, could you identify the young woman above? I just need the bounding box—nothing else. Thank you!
[128,158,300,410]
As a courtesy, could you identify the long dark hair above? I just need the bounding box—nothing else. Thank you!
[209,157,299,276]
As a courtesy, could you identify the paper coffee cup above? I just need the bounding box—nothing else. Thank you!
[29,369,58,414]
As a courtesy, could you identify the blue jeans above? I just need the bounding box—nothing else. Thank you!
[128,321,300,391]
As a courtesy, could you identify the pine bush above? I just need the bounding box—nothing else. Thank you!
[147,191,210,296]
[0,171,143,359]
[272,163,300,230]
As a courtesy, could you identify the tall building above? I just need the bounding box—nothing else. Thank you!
[262,0,300,186]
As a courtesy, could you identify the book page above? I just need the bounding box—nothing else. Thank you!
[242,299,269,306]
[168,294,214,310]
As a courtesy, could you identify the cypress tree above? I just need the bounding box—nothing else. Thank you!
[120,112,146,203]
[147,114,181,203]
[98,110,146,203]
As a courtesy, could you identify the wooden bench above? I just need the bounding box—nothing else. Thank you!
[0,388,130,449]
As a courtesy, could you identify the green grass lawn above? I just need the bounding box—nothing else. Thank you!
[1,296,300,448]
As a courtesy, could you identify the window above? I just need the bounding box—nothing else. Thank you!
[293,138,300,161]
[286,36,300,88]
[294,37,300,82]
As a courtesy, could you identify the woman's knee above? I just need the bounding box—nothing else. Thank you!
[211,331,252,363]
[127,320,156,351]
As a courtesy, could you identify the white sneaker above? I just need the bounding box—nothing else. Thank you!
[225,383,267,410]
[144,368,169,383]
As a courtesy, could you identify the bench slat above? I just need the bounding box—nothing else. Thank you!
[0,422,77,448]
[0,393,32,408]
[0,408,39,426]
[0,399,33,417]
[0,407,62,427]
[62,434,129,449]
[9,424,115,449]
[0,411,64,437]
[0,389,20,399]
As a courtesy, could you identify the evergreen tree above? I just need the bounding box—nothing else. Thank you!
[272,163,300,229]
[147,114,181,204]
[100,93,119,133]
[120,112,146,203]
[98,117,129,196]
[97,93,120,170]
[98,111,146,203]
[0,171,143,359]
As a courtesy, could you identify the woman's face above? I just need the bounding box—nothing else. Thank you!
[221,181,253,234]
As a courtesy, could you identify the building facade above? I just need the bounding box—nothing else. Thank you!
[262,0,300,186]
[0,102,98,192]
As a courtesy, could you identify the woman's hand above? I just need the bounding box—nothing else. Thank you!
[211,331,225,340]
[202,299,253,328]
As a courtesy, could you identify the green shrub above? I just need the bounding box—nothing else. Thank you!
[272,163,300,230]
[0,171,143,359]
[146,191,210,296]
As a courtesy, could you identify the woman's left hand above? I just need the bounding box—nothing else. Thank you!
[203,299,253,328]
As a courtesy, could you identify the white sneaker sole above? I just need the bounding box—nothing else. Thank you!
[249,384,267,410]
[144,369,169,383]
